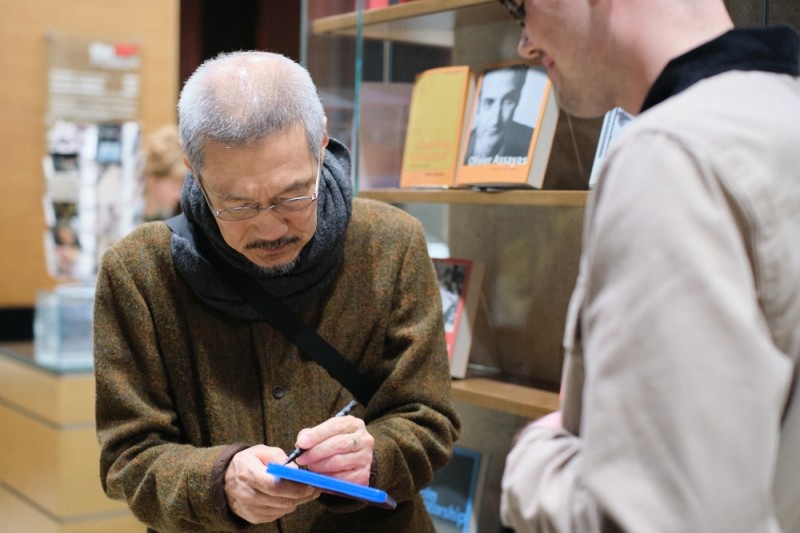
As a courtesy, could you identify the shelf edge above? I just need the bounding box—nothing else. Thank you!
[451,378,559,418]
[359,188,589,207]
[312,0,493,35]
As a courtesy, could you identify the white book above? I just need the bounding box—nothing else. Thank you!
[589,107,633,188]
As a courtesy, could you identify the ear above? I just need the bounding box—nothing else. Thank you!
[321,116,330,149]
[183,155,194,174]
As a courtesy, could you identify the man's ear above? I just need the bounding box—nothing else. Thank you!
[183,155,194,174]
[321,116,330,149]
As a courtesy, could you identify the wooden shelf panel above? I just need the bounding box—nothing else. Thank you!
[0,345,95,426]
[452,378,559,418]
[311,0,505,46]
[359,188,588,206]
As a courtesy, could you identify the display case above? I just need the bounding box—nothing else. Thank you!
[302,0,596,405]
[302,3,586,529]
[33,283,95,370]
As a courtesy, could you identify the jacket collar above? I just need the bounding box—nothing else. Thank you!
[641,25,800,112]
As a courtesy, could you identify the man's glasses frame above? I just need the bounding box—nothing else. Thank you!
[196,158,322,222]
[497,0,525,27]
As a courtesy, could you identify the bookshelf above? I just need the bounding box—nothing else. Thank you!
[306,0,582,416]
[360,187,572,419]
[305,5,577,528]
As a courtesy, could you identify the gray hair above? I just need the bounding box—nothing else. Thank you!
[178,51,326,173]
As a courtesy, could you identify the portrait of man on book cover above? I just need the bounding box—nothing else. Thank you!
[463,64,539,166]
[437,261,468,333]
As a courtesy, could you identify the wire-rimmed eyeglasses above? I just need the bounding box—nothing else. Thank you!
[497,0,525,27]
[197,158,322,222]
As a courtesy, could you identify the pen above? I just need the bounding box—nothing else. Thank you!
[284,400,359,465]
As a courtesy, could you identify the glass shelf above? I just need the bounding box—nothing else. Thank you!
[358,187,588,206]
[312,0,504,46]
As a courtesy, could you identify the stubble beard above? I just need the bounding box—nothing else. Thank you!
[254,257,300,276]
[246,237,302,276]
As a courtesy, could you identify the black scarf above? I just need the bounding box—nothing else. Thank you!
[170,138,353,320]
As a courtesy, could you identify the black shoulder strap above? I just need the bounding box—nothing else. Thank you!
[164,215,376,406]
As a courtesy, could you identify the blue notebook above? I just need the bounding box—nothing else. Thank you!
[266,462,397,510]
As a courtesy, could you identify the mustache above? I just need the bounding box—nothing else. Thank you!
[245,237,300,250]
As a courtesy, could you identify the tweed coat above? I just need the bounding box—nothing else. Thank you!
[93,198,460,532]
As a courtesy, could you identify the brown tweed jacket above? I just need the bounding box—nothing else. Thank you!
[93,198,460,532]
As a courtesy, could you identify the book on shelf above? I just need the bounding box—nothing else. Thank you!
[399,65,475,189]
[588,106,634,188]
[433,257,484,379]
[420,445,489,533]
[455,61,559,189]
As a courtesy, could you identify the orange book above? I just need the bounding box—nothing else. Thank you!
[399,66,475,188]
[456,61,559,189]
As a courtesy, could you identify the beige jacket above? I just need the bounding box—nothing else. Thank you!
[502,69,800,532]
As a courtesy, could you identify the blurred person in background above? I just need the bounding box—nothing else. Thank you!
[141,124,184,221]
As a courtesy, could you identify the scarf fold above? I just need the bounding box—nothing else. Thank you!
[170,138,353,320]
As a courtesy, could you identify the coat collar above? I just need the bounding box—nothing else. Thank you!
[641,25,800,112]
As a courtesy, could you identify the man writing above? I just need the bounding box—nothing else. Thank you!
[93,51,460,532]
[497,0,800,531]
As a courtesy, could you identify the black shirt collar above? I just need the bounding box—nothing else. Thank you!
[641,25,800,112]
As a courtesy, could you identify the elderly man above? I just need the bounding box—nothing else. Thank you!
[93,51,460,532]
[497,0,800,531]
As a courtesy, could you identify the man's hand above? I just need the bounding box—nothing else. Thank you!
[531,410,562,431]
[293,414,374,486]
[224,445,320,524]
[512,410,564,445]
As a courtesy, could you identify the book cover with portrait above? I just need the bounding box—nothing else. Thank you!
[456,61,559,189]
[433,257,484,378]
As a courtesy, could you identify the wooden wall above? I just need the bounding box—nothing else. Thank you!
[0,0,179,307]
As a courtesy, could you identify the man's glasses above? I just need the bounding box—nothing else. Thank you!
[497,0,525,27]
[197,159,321,222]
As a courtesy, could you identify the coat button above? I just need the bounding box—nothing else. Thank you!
[272,385,285,399]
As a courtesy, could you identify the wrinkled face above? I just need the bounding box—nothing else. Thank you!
[475,70,523,146]
[515,0,615,118]
[190,124,327,272]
